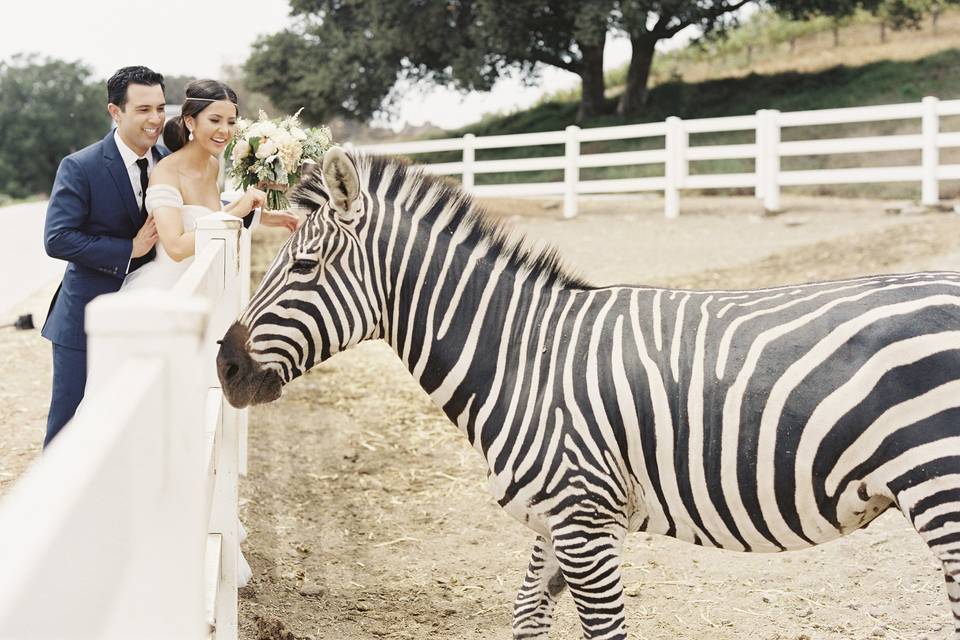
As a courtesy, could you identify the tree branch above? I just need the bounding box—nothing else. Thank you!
[652,0,756,39]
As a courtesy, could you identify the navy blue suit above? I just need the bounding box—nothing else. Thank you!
[42,131,168,446]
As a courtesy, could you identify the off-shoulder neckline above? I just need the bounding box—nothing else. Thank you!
[146,184,182,195]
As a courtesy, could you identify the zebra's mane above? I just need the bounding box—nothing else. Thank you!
[347,153,594,290]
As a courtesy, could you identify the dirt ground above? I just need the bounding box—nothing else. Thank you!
[3,194,960,639]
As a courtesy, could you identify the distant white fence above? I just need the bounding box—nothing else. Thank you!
[0,213,249,639]
[359,96,960,218]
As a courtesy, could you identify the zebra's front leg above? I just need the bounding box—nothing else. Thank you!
[550,520,628,640]
[513,535,567,639]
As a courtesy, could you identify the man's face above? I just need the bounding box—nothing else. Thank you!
[108,83,165,156]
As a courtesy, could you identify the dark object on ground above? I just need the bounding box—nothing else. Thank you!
[2,314,34,330]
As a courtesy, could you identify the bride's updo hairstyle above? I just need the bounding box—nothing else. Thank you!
[162,79,239,152]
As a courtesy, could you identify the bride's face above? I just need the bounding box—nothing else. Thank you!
[187,100,238,156]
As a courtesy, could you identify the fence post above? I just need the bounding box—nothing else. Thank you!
[664,116,685,218]
[462,133,476,191]
[236,214,254,478]
[85,290,210,637]
[195,213,243,640]
[755,109,767,201]
[761,109,781,213]
[237,227,251,476]
[564,125,580,218]
[922,96,940,206]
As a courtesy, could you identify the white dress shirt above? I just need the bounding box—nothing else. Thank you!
[113,130,154,211]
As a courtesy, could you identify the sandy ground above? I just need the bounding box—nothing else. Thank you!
[3,194,960,639]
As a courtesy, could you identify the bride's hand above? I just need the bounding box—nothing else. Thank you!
[240,187,267,211]
[261,209,300,233]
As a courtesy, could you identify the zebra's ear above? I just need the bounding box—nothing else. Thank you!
[321,146,360,218]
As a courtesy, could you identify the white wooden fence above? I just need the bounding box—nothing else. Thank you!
[359,96,960,218]
[0,213,249,639]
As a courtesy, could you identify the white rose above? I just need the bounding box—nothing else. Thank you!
[249,122,278,138]
[291,127,307,141]
[256,139,278,159]
[231,139,251,163]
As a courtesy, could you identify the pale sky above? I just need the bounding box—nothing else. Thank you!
[1,0,641,132]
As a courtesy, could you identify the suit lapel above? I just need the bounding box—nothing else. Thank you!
[102,131,142,229]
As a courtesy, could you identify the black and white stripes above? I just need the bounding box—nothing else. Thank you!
[218,149,960,639]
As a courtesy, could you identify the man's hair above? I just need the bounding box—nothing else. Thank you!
[107,66,165,109]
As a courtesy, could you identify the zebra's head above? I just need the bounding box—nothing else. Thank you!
[217,147,377,408]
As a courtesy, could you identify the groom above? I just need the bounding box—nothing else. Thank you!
[41,66,167,447]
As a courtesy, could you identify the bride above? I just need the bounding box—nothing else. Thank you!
[121,80,298,587]
[121,79,298,290]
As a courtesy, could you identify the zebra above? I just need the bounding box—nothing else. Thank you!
[217,147,960,639]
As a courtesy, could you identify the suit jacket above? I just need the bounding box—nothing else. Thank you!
[42,131,169,350]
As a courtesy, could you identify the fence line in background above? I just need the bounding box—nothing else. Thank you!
[358,96,960,218]
[0,213,249,639]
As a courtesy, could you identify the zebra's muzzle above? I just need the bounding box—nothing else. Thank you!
[217,321,284,408]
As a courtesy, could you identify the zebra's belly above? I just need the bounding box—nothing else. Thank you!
[489,451,897,554]
[629,471,897,553]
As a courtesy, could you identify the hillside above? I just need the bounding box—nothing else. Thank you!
[454,48,960,138]
[447,8,960,137]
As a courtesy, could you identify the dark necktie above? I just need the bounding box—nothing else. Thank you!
[130,157,156,271]
[136,158,149,219]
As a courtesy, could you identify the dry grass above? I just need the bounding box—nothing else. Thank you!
[667,10,960,86]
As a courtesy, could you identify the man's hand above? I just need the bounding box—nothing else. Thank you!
[131,216,158,258]
[261,209,301,233]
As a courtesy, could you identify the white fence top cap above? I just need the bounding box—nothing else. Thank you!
[85,290,209,335]
[196,211,244,230]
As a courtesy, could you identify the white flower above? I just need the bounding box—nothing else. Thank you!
[256,139,278,160]
[249,121,280,139]
[291,126,308,141]
[231,139,251,163]
[273,130,295,147]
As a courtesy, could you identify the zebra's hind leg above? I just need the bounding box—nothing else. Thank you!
[896,476,960,638]
[549,520,627,640]
[512,535,567,639]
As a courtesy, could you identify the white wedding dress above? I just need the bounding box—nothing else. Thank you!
[120,184,254,588]
[121,184,210,291]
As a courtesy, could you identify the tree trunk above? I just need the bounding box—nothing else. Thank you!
[880,21,887,43]
[832,24,840,47]
[576,42,606,122]
[616,34,658,118]
[932,7,941,35]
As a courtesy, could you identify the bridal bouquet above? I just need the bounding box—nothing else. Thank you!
[226,109,334,210]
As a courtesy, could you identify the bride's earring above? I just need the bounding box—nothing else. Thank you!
[188,129,194,141]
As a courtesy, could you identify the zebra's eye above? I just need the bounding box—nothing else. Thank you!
[290,258,319,274]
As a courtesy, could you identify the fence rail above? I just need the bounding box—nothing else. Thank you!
[358,96,960,218]
[0,213,249,639]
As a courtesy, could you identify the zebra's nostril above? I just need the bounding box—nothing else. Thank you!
[225,363,239,380]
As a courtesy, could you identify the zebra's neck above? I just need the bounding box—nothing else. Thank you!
[367,168,578,445]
